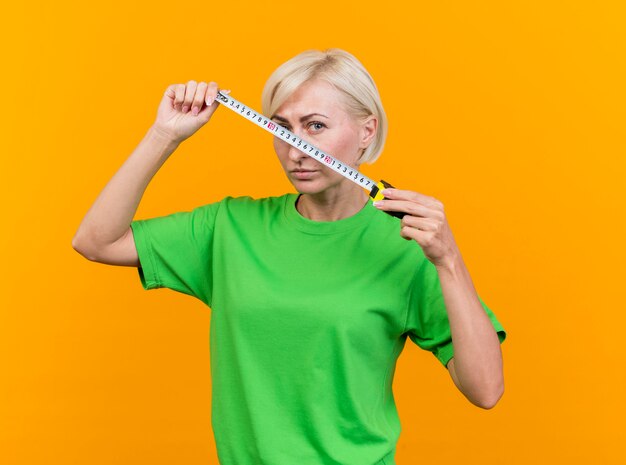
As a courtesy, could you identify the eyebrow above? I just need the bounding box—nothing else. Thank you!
[270,113,329,123]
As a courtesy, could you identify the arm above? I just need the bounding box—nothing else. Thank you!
[72,81,223,265]
[438,251,504,409]
[373,187,504,409]
[71,126,180,264]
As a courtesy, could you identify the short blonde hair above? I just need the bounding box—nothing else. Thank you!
[261,48,387,165]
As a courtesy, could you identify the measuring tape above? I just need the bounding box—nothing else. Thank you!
[214,91,405,219]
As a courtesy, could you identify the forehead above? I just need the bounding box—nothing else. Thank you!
[273,79,347,118]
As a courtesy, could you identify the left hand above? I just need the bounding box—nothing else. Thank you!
[373,188,459,268]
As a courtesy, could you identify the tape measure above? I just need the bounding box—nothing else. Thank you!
[214,91,405,219]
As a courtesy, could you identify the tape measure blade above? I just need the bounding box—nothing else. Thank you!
[215,91,377,194]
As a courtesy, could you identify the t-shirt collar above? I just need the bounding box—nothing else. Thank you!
[283,192,378,234]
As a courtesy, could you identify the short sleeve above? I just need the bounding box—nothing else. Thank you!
[403,259,507,368]
[129,200,223,306]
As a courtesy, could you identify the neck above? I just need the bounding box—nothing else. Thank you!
[296,181,370,221]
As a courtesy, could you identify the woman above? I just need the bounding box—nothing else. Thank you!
[73,48,507,465]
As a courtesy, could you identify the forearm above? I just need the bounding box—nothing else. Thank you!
[72,126,180,252]
[436,250,503,408]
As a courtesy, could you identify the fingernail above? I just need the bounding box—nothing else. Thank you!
[182,105,189,113]
[222,89,231,94]
[381,189,392,195]
[192,107,199,116]
[206,97,214,105]
[373,201,383,207]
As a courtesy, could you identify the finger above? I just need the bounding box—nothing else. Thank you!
[164,84,176,99]
[382,188,442,209]
[400,225,431,243]
[374,199,437,218]
[192,81,208,116]
[182,80,198,113]
[401,214,438,231]
[173,84,186,111]
[206,81,218,106]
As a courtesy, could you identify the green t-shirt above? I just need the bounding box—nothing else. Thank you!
[130,193,507,465]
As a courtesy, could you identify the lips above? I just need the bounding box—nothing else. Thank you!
[291,169,318,179]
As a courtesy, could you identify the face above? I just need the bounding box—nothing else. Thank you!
[270,79,376,195]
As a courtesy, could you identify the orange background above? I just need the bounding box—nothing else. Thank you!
[2,1,625,464]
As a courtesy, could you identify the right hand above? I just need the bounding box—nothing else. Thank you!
[152,80,228,144]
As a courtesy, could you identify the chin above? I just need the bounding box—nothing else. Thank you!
[289,178,330,195]
[286,169,353,195]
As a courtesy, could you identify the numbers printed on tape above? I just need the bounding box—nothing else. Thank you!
[214,91,377,192]
[213,91,404,219]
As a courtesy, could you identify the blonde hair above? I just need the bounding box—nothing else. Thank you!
[261,48,387,165]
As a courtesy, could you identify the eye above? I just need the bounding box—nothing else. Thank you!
[308,121,326,132]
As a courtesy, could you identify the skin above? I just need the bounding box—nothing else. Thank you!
[374,188,504,409]
[270,79,377,221]
[74,77,503,409]
[271,78,504,409]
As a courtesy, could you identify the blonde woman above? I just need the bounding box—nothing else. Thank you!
[73,48,507,465]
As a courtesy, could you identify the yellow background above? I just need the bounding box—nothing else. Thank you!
[2,1,625,464]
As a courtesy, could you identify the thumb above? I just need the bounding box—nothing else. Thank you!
[196,100,220,124]
[197,89,230,121]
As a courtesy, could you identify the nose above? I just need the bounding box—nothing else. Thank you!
[285,128,307,162]
[287,143,306,162]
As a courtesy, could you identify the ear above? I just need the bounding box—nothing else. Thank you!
[359,115,378,150]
